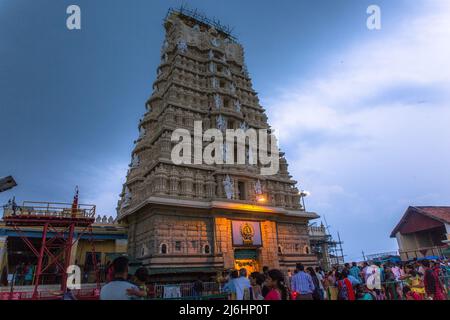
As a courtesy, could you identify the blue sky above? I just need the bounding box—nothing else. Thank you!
[1,0,449,261]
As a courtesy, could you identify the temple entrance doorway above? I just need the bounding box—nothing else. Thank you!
[234,249,260,274]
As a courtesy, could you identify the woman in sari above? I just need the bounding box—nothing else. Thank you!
[326,270,338,300]
[424,267,446,300]
[408,270,426,298]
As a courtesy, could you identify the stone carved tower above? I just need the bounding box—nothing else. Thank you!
[118,8,319,279]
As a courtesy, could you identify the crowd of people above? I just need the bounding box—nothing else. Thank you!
[96,256,450,300]
[218,259,450,301]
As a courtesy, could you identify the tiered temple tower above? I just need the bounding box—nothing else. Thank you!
[117,8,319,281]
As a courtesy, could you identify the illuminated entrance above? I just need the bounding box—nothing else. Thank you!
[234,249,260,274]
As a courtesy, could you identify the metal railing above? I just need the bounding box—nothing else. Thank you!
[2,201,96,219]
[399,246,448,260]
[365,251,399,260]
[323,275,450,300]
[151,281,222,299]
[0,283,101,300]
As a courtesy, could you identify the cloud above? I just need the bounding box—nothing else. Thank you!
[264,1,450,258]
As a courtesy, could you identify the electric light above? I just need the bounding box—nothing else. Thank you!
[256,195,266,203]
[299,190,310,197]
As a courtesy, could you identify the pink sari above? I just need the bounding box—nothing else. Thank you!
[265,289,281,300]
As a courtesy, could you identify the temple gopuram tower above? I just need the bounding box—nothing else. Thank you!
[117,8,319,281]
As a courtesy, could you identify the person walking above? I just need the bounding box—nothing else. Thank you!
[264,269,288,300]
[423,260,446,300]
[349,262,362,283]
[315,267,326,299]
[336,271,355,301]
[326,270,338,300]
[306,267,323,300]
[233,268,251,300]
[291,263,315,300]
[408,270,426,299]
[222,270,238,299]
[384,265,397,300]
[343,269,361,286]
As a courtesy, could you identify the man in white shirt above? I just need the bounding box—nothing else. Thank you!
[233,268,251,300]
[100,256,139,300]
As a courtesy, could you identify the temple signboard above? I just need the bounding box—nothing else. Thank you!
[231,221,262,247]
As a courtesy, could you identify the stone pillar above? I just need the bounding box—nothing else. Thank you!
[214,217,234,269]
[259,221,279,269]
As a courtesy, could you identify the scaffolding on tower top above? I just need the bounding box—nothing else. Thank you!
[165,5,238,43]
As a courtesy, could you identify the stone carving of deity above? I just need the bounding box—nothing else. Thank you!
[212,77,218,89]
[209,62,215,73]
[138,126,146,139]
[234,100,241,113]
[130,154,140,168]
[223,175,234,200]
[214,94,222,109]
[239,121,248,131]
[230,83,236,94]
[177,40,188,54]
[255,180,262,195]
[223,143,230,163]
[121,186,131,208]
[211,38,220,47]
[161,40,169,55]
[193,24,200,32]
[208,50,214,60]
[216,115,227,131]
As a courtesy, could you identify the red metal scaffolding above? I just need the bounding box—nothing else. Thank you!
[3,201,100,300]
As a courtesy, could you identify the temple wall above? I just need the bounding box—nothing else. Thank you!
[125,209,317,277]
